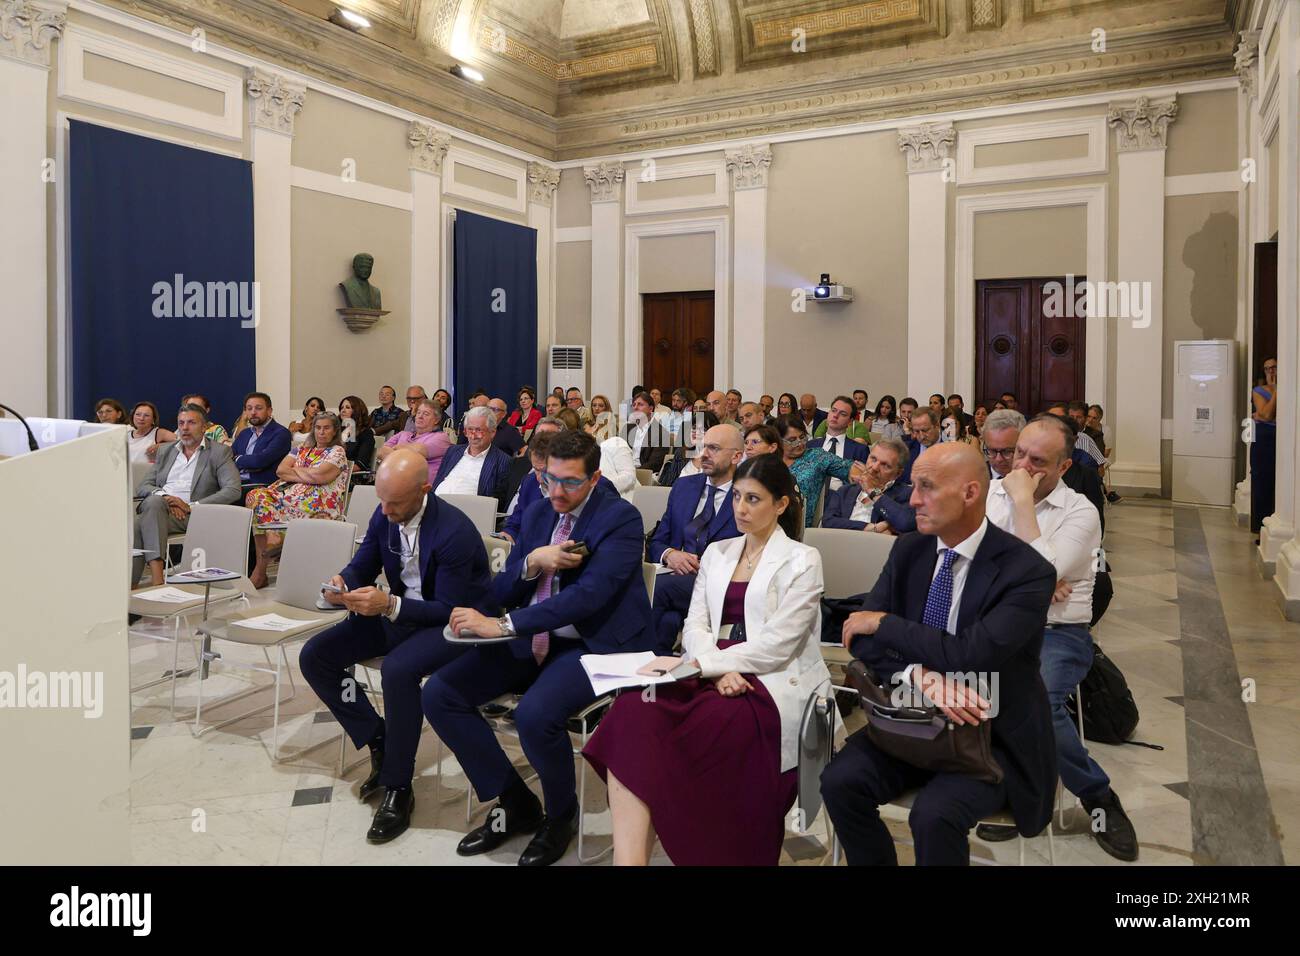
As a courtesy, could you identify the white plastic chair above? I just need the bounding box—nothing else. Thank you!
[631,485,672,535]
[438,493,498,535]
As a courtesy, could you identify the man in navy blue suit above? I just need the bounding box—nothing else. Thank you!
[901,406,941,483]
[432,405,512,499]
[647,424,744,652]
[820,442,1057,865]
[425,430,655,866]
[821,437,916,533]
[230,391,291,486]
[298,448,496,844]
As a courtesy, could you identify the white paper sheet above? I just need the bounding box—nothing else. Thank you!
[136,586,198,604]
[235,613,310,631]
[580,651,678,696]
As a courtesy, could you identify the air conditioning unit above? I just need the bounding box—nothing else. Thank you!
[548,345,586,395]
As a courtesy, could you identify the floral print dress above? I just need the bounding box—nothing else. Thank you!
[246,444,349,528]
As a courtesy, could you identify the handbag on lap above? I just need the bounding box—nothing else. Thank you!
[843,660,1003,784]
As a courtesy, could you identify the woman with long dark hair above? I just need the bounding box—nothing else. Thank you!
[868,394,904,440]
[583,453,835,865]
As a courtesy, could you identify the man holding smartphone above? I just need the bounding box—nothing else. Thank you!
[424,430,656,866]
[297,448,497,845]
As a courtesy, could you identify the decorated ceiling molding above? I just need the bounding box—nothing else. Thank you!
[97,0,1253,159]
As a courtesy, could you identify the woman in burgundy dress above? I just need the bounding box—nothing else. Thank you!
[583,454,835,865]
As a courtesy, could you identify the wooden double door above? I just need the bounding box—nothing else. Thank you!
[642,291,715,398]
[975,277,1086,413]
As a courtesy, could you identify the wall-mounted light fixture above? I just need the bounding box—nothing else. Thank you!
[329,7,371,31]
[450,63,485,83]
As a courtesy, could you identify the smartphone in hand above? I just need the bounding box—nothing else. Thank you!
[563,541,590,558]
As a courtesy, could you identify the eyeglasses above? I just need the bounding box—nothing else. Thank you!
[542,471,589,492]
[984,447,1016,460]
[464,427,487,437]
[1264,365,1277,371]
[782,436,806,447]
[698,443,734,455]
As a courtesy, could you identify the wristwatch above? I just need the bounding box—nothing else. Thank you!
[497,616,515,637]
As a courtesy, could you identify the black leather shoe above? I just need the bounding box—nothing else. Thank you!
[365,787,413,844]
[517,810,576,867]
[974,822,1018,843]
[1082,789,1139,861]
[457,800,544,856]
[358,748,384,802]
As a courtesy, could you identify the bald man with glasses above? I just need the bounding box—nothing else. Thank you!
[647,425,744,653]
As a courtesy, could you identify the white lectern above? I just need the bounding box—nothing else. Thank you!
[0,418,132,863]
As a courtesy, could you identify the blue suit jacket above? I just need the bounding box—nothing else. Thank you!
[809,435,869,464]
[821,481,916,533]
[495,481,655,656]
[432,443,512,499]
[646,474,741,562]
[851,524,1057,836]
[505,474,619,542]
[342,491,496,629]
[231,419,291,485]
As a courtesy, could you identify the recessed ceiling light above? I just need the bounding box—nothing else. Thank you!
[451,64,485,83]
[333,8,370,30]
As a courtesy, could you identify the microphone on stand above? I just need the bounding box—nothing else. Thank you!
[0,402,40,452]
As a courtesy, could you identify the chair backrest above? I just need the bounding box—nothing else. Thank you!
[439,493,498,535]
[276,519,359,609]
[631,485,672,534]
[802,527,896,600]
[635,468,654,486]
[811,486,827,527]
[642,562,656,602]
[179,503,254,576]
[482,533,512,575]
[346,483,379,527]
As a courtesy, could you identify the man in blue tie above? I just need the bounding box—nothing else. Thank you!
[647,424,744,652]
[423,430,656,866]
[820,443,1057,865]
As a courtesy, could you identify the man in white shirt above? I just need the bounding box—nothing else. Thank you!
[435,406,503,497]
[980,415,1137,861]
[132,404,241,586]
[565,387,593,427]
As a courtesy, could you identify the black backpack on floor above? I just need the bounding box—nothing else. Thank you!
[1066,644,1162,750]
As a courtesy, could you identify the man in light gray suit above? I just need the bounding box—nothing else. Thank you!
[133,403,241,585]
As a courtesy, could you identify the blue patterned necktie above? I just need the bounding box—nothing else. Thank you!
[922,549,958,632]
[683,484,718,555]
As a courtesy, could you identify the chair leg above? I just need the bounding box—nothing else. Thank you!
[1018,832,1025,866]
[832,832,841,866]
[574,718,612,865]
[1046,820,1057,866]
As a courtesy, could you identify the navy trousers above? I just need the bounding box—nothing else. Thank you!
[651,572,696,654]
[421,640,595,819]
[820,728,1008,865]
[299,614,465,788]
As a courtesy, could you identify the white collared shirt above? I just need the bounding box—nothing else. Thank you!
[849,479,893,525]
[436,446,489,497]
[385,498,427,622]
[156,440,206,502]
[630,422,650,459]
[822,431,850,490]
[986,478,1099,625]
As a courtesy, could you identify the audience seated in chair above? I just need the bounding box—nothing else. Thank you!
[94,397,128,425]
[813,394,873,446]
[299,448,498,845]
[778,414,864,527]
[979,415,1136,860]
[432,405,512,499]
[868,395,906,441]
[821,437,915,534]
[132,404,241,586]
[338,395,375,475]
[508,386,543,441]
[246,411,350,589]
[370,386,407,438]
[656,411,718,486]
[230,391,292,486]
[647,424,745,653]
[584,454,837,865]
[423,430,656,867]
[180,394,229,445]
[820,443,1057,866]
[127,400,175,464]
[488,397,525,457]
[376,398,450,485]
[288,397,326,448]
[623,390,674,474]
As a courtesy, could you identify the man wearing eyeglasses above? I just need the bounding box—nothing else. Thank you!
[647,425,744,653]
[300,448,497,845]
[981,409,1026,481]
[426,430,655,866]
[432,405,511,499]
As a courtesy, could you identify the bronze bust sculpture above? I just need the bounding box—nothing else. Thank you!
[340,253,382,310]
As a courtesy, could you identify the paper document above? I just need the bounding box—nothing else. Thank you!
[136,587,198,604]
[654,565,675,575]
[168,567,237,583]
[581,652,678,696]
[235,613,310,631]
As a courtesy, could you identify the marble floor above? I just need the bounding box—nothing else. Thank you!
[125,499,1300,866]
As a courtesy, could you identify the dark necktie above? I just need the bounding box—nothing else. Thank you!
[683,485,718,555]
[828,437,839,456]
[922,549,958,633]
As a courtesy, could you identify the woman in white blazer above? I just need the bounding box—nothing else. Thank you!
[583,454,835,865]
